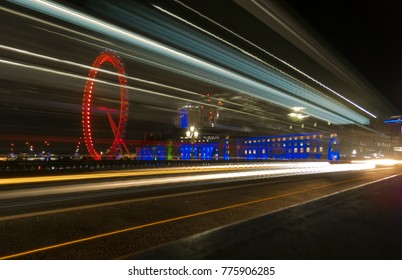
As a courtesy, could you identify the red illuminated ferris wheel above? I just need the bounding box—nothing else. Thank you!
[82,51,129,160]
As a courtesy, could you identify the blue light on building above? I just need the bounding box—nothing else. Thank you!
[328,135,340,161]
[179,108,189,128]
[139,145,167,160]
[179,143,218,160]
[238,133,324,160]
[223,138,230,160]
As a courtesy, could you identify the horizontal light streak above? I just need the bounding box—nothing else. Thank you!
[0,5,112,46]
[0,162,330,186]
[9,0,369,125]
[0,162,375,200]
[0,58,266,120]
[0,44,201,97]
[0,44,253,113]
[154,4,371,124]
[249,0,377,119]
[352,159,402,166]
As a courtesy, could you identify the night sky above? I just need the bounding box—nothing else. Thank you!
[282,0,402,115]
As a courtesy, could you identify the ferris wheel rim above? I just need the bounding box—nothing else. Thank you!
[82,51,129,160]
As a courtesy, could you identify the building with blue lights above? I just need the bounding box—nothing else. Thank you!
[237,132,324,160]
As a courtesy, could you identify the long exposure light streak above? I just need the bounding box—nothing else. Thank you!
[0,5,228,108]
[0,162,375,199]
[98,1,369,125]
[0,5,112,46]
[0,44,252,112]
[0,44,203,100]
[8,0,369,125]
[249,0,377,119]
[0,8,285,120]
[153,5,375,121]
[0,18,305,125]
[174,0,377,119]
[0,58,265,120]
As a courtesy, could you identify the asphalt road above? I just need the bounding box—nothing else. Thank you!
[0,165,400,259]
[134,168,402,259]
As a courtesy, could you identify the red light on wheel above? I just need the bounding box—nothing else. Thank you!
[82,51,129,160]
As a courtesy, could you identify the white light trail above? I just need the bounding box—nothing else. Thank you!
[250,0,377,119]
[0,162,375,200]
[0,58,261,119]
[174,0,376,119]
[0,3,269,114]
[0,5,112,46]
[352,159,402,166]
[7,0,370,124]
[0,44,203,98]
[152,4,370,124]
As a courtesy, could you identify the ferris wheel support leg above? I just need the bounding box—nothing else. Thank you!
[107,111,131,157]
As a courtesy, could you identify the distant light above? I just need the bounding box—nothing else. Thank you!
[292,106,305,112]
[288,112,309,119]
[352,159,402,166]
[384,118,402,124]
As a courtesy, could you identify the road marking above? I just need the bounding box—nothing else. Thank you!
[0,180,281,222]
[1,174,399,260]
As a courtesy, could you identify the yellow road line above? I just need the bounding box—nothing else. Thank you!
[0,177,362,260]
[0,181,267,222]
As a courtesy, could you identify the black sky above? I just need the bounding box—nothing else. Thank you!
[282,0,402,115]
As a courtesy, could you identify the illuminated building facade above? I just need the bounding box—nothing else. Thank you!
[238,132,324,160]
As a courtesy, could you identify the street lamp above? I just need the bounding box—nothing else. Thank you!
[186,126,199,141]
[186,126,199,159]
